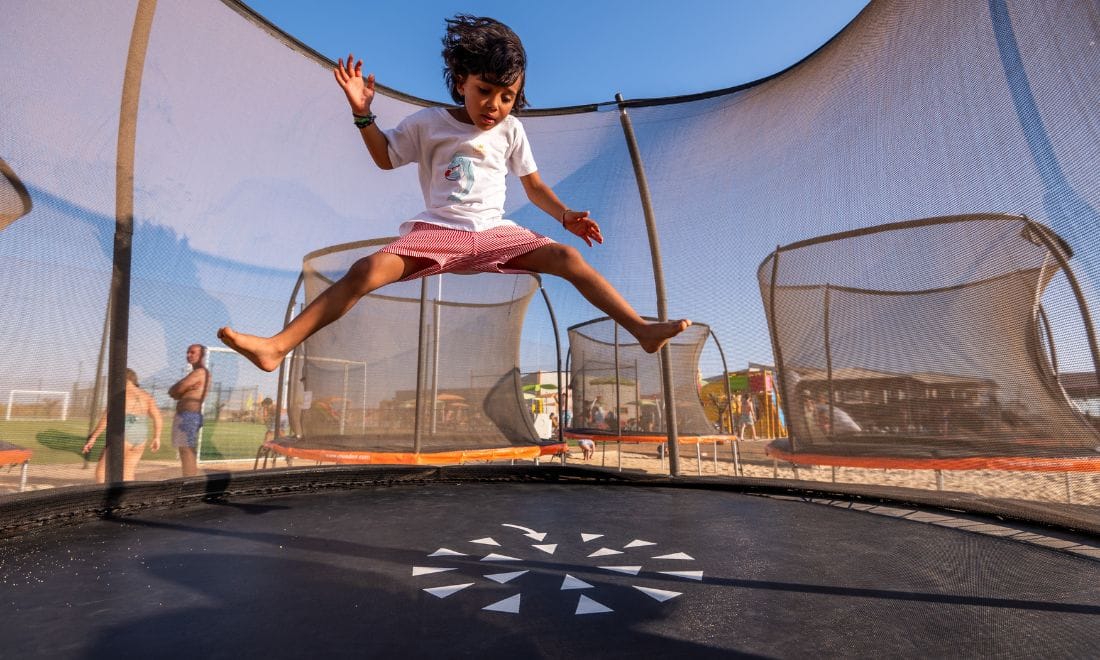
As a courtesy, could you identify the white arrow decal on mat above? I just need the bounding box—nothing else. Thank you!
[633,586,682,602]
[412,566,457,576]
[598,566,642,575]
[561,574,594,590]
[575,595,613,614]
[588,547,623,558]
[659,570,703,581]
[481,553,521,562]
[424,583,473,598]
[485,570,528,584]
[652,552,694,560]
[428,548,466,557]
[502,523,548,542]
[483,594,521,613]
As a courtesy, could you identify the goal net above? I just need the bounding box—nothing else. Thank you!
[5,390,70,421]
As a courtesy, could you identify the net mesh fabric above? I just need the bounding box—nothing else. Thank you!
[567,319,718,437]
[759,215,1100,458]
[283,240,546,456]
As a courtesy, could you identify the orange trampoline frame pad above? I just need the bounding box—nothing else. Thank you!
[263,442,566,465]
[0,448,32,466]
[765,442,1100,473]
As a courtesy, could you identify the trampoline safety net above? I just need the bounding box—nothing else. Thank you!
[759,214,1100,462]
[0,0,1099,511]
[567,318,720,437]
[281,240,552,460]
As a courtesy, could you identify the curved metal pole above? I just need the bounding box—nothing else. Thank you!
[273,271,305,442]
[1037,305,1058,374]
[616,92,679,476]
[105,0,157,484]
[430,280,441,435]
[766,247,794,451]
[564,347,572,434]
[824,284,834,438]
[614,324,625,472]
[413,278,430,453]
[1024,218,1100,395]
[707,326,740,475]
[707,328,735,434]
[538,285,565,445]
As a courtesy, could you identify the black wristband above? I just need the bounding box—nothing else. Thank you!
[353,113,376,128]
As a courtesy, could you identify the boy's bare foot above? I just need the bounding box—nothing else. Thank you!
[636,319,692,354]
[217,327,284,372]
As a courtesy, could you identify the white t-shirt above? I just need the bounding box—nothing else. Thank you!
[384,107,538,233]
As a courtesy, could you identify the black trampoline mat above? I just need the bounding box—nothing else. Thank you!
[1,482,1098,658]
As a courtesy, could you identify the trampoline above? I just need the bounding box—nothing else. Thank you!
[1,466,1099,658]
[758,214,1100,496]
[0,441,31,493]
[256,239,567,468]
[3,0,1100,656]
[565,317,741,474]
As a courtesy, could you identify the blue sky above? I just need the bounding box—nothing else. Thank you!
[244,0,869,107]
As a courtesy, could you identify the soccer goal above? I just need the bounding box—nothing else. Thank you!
[5,390,70,421]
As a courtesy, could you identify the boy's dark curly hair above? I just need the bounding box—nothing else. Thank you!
[442,14,528,109]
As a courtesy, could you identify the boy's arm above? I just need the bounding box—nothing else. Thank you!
[520,172,603,247]
[334,54,394,170]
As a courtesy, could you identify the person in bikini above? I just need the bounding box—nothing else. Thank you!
[83,368,163,482]
[218,15,690,373]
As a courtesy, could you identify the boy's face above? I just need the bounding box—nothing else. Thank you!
[455,73,523,130]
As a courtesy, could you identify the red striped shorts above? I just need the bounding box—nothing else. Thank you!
[380,222,555,282]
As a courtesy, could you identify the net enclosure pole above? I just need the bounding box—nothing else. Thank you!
[824,284,834,438]
[1023,218,1100,394]
[765,246,795,452]
[274,272,304,442]
[105,0,157,484]
[616,93,680,476]
[430,277,442,435]
[537,284,565,447]
[413,278,430,453]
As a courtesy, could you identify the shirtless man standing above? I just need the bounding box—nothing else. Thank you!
[168,344,210,477]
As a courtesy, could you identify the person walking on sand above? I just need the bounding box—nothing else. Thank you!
[218,14,690,373]
[82,369,163,482]
[738,391,757,440]
[168,343,210,477]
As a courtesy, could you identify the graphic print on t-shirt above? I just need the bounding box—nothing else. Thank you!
[445,154,476,202]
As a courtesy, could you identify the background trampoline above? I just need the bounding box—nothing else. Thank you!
[256,238,565,467]
[2,0,1100,656]
[759,214,1100,499]
[564,317,740,473]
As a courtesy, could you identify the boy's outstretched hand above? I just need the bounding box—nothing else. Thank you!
[564,210,603,247]
[334,53,374,115]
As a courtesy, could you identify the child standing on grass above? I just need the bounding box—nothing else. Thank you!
[218,14,689,372]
